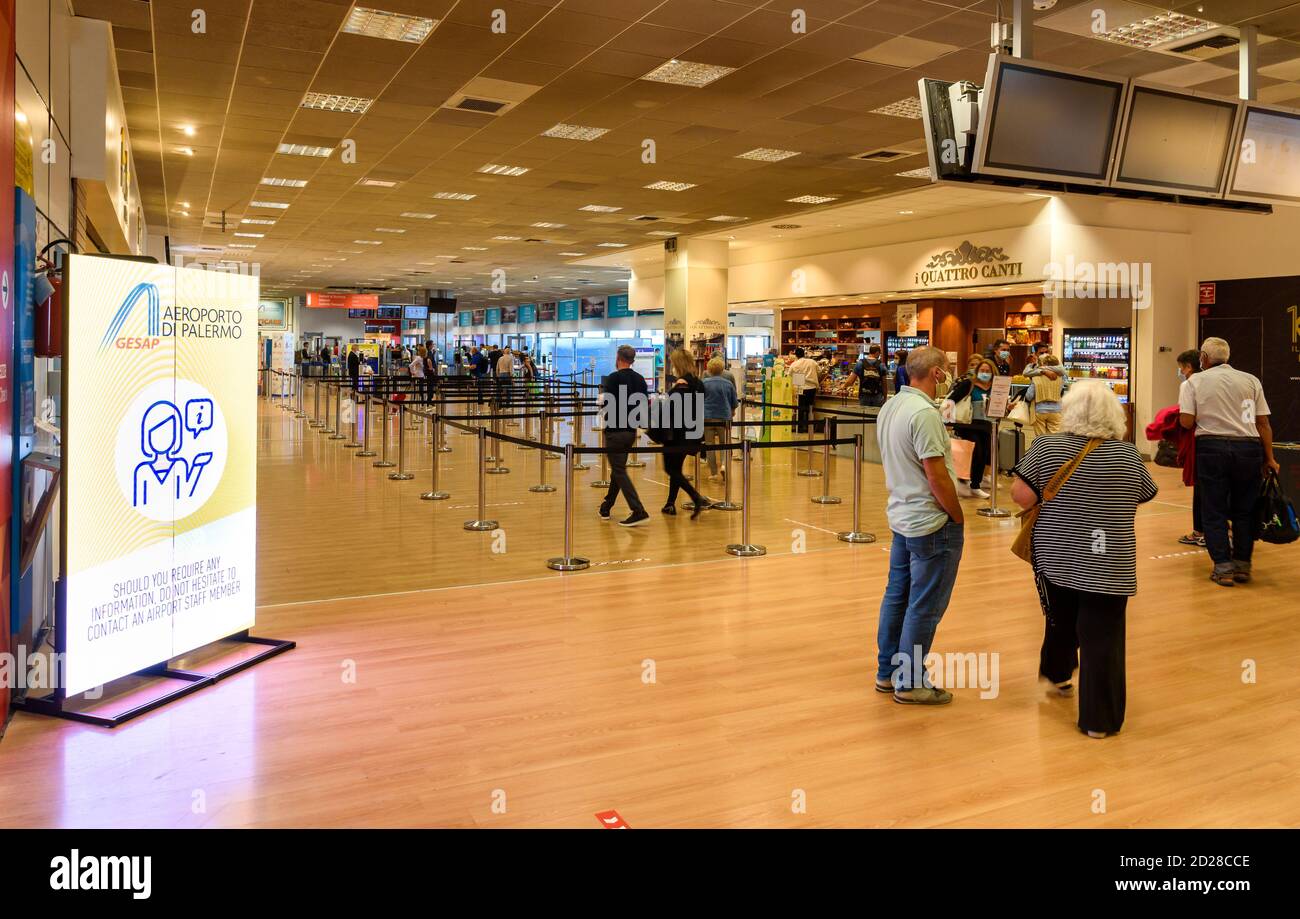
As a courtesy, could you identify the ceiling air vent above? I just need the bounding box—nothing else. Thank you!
[1161,30,1238,56]
[450,95,509,114]
[633,215,661,221]
[524,238,544,243]
[854,148,913,162]
[771,224,801,230]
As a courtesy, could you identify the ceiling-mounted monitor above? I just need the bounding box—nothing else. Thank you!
[428,296,457,314]
[1111,83,1240,196]
[1225,102,1300,205]
[973,54,1127,186]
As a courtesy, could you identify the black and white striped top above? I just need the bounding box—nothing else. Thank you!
[1012,434,1158,596]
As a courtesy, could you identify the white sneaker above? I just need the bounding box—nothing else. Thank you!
[956,481,974,498]
[979,476,994,489]
[971,488,990,499]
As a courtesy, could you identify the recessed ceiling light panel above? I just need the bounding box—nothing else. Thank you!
[641,59,735,87]
[542,123,610,141]
[260,177,308,187]
[644,180,696,191]
[277,143,333,157]
[736,148,800,162]
[341,6,437,43]
[786,194,838,204]
[301,92,374,114]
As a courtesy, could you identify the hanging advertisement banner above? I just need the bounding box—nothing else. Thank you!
[607,294,632,318]
[558,299,580,321]
[518,304,536,324]
[62,255,259,696]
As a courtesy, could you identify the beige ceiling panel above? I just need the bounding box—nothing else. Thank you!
[74,0,153,30]
[680,36,770,69]
[578,48,670,79]
[115,47,155,74]
[852,34,959,67]
[238,45,324,74]
[151,0,252,37]
[443,0,553,31]
[505,35,598,68]
[840,0,952,34]
[605,23,700,59]
[645,0,751,35]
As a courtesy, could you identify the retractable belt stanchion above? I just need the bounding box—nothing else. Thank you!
[571,406,589,471]
[543,400,560,461]
[311,378,324,428]
[713,419,741,511]
[811,418,841,505]
[344,384,361,448]
[329,382,346,439]
[464,426,498,531]
[726,440,765,557]
[530,434,556,493]
[487,412,510,475]
[373,398,395,468]
[295,371,306,418]
[837,433,876,544]
[547,444,590,571]
[388,403,415,480]
[591,429,610,488]
[485,399,500,463]
[978,418,1011,518]
[627,437,646,468]
[798,412,822,477]
[437,391,453,453]
[421,412,450,501]
[356,395,377,458]
[520,407,536,450]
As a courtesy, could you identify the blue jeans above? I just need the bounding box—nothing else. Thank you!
[877,521,965,689]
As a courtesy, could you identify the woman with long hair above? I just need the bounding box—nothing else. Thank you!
[662,348,710,519]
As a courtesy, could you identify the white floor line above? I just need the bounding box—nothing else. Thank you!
[782,517,840,537]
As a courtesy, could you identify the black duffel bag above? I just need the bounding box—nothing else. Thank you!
[1257,471,1299,545]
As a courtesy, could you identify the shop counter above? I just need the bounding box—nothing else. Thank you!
[812,395,881,464]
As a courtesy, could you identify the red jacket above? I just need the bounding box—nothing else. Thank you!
[1145,404,1194,487]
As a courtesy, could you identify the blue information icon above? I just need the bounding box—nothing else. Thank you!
[133,399,217,508]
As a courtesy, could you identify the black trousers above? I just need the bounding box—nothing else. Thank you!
[602,429,646,515]
[1039,578,1128,735]
[1192,482,1203,533]
[796,388,817,434]
[663,452,704,507]
[1196,438,1262,567]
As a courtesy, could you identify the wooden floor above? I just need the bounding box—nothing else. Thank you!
[1,396,1297,828]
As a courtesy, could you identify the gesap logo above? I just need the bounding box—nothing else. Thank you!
[49,849,151,899]
[100,282,161,352]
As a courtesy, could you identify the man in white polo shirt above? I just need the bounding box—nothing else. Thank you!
[875,346,965,705]
[1179,336,1280,587]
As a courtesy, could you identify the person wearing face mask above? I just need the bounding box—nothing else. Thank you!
[944,358,998,498]
[985,339,1013,376]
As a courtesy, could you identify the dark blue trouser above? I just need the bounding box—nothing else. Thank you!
[1195,438,1262,568]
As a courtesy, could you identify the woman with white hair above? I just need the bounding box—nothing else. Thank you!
[1010,381,1157,739]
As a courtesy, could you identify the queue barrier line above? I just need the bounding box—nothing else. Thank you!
[280,374,876,569]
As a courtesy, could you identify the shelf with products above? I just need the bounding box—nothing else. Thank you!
[1063,327,1132,405]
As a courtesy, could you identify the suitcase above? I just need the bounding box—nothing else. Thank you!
[997,424,1024,474]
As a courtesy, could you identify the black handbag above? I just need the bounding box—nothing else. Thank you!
[1257,471,1299,545]
[1154,439,1180,467]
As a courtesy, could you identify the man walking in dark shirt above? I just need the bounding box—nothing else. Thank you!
[598,345,650,527]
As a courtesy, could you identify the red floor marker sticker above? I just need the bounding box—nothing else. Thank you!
[595,809,630,829]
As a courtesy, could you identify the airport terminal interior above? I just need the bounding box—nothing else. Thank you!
[0,0,1298,829]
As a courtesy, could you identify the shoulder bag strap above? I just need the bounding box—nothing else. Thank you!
[1040,438,1102,503]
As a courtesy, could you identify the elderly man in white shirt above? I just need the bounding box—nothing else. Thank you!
[1179,336,1280,587]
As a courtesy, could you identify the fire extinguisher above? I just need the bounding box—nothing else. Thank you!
[34,239,74,358]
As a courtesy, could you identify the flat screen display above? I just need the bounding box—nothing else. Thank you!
[403,305,429,321]
[1229,105,1300,202]
[376,306,402,320]
[978,60,1124,182]
[1116,86,1238,194]
[347,308,375,319]
[429,296,457,314]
